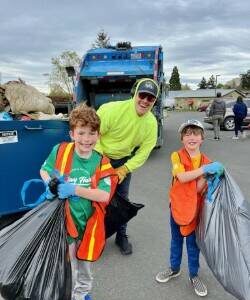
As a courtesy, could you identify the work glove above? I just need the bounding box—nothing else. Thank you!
[203,161,224,176]
[58,182,76,199]
[206,174,221,202]
[115,165,129,184]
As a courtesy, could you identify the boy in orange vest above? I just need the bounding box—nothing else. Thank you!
[40,104,112,300]
[155,119,224,297]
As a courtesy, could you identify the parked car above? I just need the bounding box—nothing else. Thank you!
[163,97,175,110]
[204,99,250,130]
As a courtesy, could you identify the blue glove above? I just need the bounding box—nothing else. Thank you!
[58,182,76,199]
[203,162,224,176]
[206,174,221,202]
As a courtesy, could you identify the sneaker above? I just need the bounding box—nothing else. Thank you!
[214,137,220,140]
[155,268,181,283]
[190,276,207,297]
[241,132,247,138]
[232,136,239,140]
[115,234,133,255]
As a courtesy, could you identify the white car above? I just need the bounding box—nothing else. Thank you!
[163,97,175,110]
[203,99,250,130]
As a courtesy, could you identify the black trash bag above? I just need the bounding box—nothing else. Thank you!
[0,199,71,300]
[105,192,144,238]
[196,170,250,300]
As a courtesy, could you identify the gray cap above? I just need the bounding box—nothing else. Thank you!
[137,80,158,97]
[178,119,204,133]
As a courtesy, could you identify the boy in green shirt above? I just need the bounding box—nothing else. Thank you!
[40,104,111,300]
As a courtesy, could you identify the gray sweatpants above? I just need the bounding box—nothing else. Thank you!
[69,242,93,300]
[212,115,224,138]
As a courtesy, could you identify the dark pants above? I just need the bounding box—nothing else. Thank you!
[110,157,132,236]
[234,116,244,136]
[170,214,200,278]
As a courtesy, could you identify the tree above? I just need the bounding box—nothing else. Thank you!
[169,66,181,90]
[240,70,250,89]
[49,51,81,96]
[207,75,216,89]
[198,77,207,89]
[230,80,237,89]
[217,83,224,89]
[181,83,191,90]
[92,29,111,48]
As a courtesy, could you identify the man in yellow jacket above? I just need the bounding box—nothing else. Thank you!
[95,78,159,255]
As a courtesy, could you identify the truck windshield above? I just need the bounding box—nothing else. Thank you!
[79,77,139,109]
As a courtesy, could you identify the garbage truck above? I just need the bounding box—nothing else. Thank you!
[74,43,165,148]
[0,43,165,228]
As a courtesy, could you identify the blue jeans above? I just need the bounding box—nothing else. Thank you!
[170,214,200,278]
[110,157,132,236]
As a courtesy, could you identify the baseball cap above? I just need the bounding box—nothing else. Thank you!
[137,80,158,98]
[178,119,204,133]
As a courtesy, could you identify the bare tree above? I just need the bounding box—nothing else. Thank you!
[49,51,81,96]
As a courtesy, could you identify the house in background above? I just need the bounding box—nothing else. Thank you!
[166,89,245,110]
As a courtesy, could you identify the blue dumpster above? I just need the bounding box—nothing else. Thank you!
[0,120,70,216]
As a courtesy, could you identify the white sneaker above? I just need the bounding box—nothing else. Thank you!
[241,132,247,138]
[232,136,239,140]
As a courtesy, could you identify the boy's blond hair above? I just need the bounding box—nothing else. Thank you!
[69,104,100,132]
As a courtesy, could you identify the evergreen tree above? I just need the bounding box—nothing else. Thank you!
[240,70,250,89]
[92,29,111,48]
[207,75,216,89]
[198,77,207,89]
[169,66,181,90]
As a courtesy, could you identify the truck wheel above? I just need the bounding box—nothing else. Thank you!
[223,117,235,131]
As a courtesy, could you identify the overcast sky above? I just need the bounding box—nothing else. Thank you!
[1,0,250,91]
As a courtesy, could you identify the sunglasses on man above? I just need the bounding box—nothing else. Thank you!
[138,92,156,103]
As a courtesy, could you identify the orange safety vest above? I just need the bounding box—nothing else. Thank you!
[169,148,211,236]
[55,142,117,261]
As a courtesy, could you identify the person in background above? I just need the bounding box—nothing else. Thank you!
[208,92,226,140]
[232,96,248,140]
[95,78,159,255]
[188,99,194,110]
[155,119,224,297]
[40,104,112,300]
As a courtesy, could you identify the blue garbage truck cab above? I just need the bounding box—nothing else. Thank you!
[75,44,165,147]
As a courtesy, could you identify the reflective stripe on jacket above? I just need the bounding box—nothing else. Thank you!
[169,148,211,236]
[55,142,117,261]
